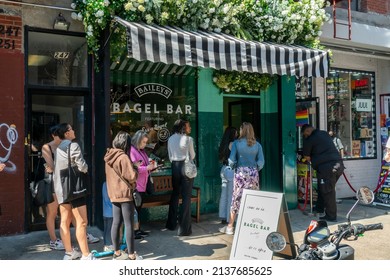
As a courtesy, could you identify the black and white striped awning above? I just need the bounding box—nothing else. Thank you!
[115,17,329,78]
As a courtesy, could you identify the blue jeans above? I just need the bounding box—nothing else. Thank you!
[219,165,234,222]
[103,216,113,246]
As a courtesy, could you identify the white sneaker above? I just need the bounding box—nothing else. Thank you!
[50,239,65,250]
[87,233,100,244]
[80,253,97,260]
[63,249,82,260]
[103,245,114,252]
[219,226,234,235]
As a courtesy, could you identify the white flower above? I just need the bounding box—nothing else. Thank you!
[71,12,78,20]
[161,12,169,20]
[138,5,145,12]
[88,25,93,31]
[77,13,83,21]
[222,5,230,14]
[145,14,154,24]
[209,8,215,13]
[70,3,76,9]
[104,0,110,6]
[138,0,145,3]
[96,10,104,18]
[124,3,133,11]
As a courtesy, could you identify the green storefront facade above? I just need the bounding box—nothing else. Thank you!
[104,62,298,223]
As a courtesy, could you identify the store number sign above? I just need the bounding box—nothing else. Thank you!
[0,25,20,49]
[356,98,372,112]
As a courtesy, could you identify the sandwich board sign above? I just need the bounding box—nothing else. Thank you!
[229,189,296,260]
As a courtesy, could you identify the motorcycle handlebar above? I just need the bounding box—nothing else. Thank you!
[352,223,383,235]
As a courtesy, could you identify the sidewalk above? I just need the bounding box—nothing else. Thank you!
[0,198,389,260]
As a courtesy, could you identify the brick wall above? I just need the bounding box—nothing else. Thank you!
[361,0,390,15]
[0,4,25,235]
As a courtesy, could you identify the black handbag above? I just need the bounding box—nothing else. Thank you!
[30,153,54,206]
[60,144,89,203]
[146,175,154,195]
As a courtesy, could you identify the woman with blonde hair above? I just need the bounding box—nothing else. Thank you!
[219,122,264,235]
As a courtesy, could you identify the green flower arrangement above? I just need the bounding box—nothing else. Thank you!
[71,0,330,93]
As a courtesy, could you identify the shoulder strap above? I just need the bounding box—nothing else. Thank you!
[111,155,133,189]
[33,153,42,182]
[67,143,72,167]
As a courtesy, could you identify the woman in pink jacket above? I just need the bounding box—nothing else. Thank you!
[129,130,154,238]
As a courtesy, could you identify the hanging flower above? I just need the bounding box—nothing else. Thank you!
[71,0,329,92]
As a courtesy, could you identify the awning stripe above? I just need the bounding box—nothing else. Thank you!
[115,17,329,78]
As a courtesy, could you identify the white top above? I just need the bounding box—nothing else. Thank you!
[168,134,195,161]
[386,137,390,149]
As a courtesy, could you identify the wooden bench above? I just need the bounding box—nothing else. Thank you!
[141,175,201,223]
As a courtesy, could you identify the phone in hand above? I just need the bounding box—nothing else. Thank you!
[151,164,164,171]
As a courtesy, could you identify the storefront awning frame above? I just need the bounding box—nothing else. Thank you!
[114,16,329,78]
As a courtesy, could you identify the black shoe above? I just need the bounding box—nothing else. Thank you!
[135,229,149,237]
[319,215,337,222]
[312,207,324,214]
[165,225,176,231]
[177,231,192,236]
[221,219,227,225]
[134,231,144,239]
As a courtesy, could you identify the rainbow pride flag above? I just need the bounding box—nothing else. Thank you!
[296,109,309,126]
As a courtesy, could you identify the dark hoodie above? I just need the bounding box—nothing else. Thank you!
[104,148,137,203]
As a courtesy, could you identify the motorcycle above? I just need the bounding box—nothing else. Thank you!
[266,187,383,260]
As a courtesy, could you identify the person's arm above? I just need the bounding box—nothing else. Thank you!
[0,163,5,172]
[121,156,138,185]
[256,143,265,171]
[188,136,195,160]
[302,138,312,163]
[71,143,88,173]
[41,144,54,173]
[228,141,237,168]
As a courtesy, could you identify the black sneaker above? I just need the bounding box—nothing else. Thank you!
[134,231,144,239]
[319,215,337,222]
[312,207,324,214]
[136,229,149,237]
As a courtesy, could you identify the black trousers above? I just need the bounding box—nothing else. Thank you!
[111,201,135,254]
[166,160,194,235]
[315,161,344,218]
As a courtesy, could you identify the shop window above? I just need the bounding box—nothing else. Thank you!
[110,58,197,167]
[326,68,376,159]
[334,0,360,11]
[295,77,312,100]
[27,30,88,87]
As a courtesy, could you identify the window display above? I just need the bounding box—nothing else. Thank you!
[109,58,197,168]
[326,69,376,159]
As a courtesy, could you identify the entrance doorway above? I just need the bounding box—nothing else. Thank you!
[223,97,261,138]
[27,92,88,231]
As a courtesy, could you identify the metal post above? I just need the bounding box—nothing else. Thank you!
[309,163,314,215]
